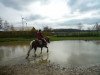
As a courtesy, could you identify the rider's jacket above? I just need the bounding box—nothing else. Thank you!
[36,32,44,40]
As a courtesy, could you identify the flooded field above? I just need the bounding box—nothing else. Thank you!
[0,40,100,66]
[0,40,100,75]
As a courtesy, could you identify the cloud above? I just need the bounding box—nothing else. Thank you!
[27,0,71,20]
[27,15,46,21]
[0,0,100,29]
[0,3,21,23]
[62,18,100,25]
[68,0,100,13]
[0,0,27,10]
[0,0,49,10]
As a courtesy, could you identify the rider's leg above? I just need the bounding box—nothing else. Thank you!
[42,38,47,44]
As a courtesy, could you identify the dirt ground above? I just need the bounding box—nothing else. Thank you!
[0,62,100,75]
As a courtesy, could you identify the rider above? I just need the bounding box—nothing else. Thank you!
[36,29,47,45]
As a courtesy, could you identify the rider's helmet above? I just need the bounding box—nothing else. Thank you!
[39,29,41,32]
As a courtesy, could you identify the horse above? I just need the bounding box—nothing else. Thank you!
[26,37,50,59]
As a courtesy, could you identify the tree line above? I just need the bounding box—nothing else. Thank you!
[0,17,100,38]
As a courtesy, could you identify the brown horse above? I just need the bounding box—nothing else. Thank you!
[26,37,50,59]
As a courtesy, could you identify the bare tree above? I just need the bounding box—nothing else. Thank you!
[43,26,52,32]
[3,21,10,31]
[95,23,100,30]
[31,27,36,31]
[87,27,92,31]
[0,18,3,30]
[77,23,83,30]
[92,23,100,31]
[10,24,15,31]
[0,18,16,31]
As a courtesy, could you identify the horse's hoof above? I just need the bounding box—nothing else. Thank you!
[35,54,37,57]
[26,54,29,59]
[26,56,28,59]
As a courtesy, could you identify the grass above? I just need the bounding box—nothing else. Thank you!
[0,37,34,45]
[49,36,100,41]
[0,38,33,42]
[0,36,100,43]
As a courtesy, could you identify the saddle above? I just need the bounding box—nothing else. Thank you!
[38,40,42,45]
[36,38,47,45]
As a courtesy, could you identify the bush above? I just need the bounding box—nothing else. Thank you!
[0,31,35,38]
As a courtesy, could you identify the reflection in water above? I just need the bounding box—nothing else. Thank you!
[48,40,100,66]
[27,53,50,64]
[0,45,29,61]
[0,40,100,66]
[92,41,100,45]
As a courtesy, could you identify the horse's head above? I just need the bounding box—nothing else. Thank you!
[45,36,50,43]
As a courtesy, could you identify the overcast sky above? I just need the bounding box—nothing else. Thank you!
[0,0,100,29]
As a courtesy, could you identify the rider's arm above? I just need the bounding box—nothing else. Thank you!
[40,32,44,38]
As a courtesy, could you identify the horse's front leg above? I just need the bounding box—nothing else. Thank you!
[41,47,43,54]
[34,47,37,53]
[45,46,49,53]
[47,47,49,53]
[26,47,32,59]
[34,47,37,57]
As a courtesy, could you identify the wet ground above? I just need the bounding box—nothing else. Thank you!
[0,40,100,75]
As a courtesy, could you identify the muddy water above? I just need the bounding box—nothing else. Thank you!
[0,40,100,66]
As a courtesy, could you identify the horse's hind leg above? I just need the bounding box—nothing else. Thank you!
[34,47,37,57]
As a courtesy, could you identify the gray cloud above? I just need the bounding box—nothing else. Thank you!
[0,0,30,10]
[59,18,100,26]
[32,17,100,28]
[27,15,46,21]
[68,0,100,13]
[0,0,49,10]
[0,0,100,29]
